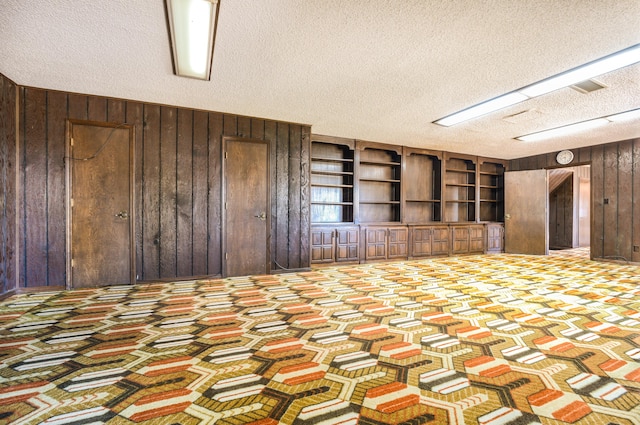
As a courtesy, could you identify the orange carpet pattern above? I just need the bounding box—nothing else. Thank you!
[1,253,639,424]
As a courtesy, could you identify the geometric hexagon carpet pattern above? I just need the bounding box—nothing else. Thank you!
[1,252,639,424]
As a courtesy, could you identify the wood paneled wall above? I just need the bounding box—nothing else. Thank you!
[10,85,310,289]
[510,139,640,263]
[0,74,17,294]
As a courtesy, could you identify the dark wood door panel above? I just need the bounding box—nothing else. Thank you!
[69,122,134,288]
[431,226,450,255]
[365,228,387,260]
[388,227,408,258]
[311,228,334,263]
[224,138,270,277]
[411,227,433,257]
[336,227,359,262]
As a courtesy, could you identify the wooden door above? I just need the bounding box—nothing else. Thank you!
[411,227,433,257]
[364,227,387,261]
[223,138,270,277]
[68,121,134,288]
[504,170,548,255]
[469,225,485,252]
[311,227,334,264]
[486,223,504,253]
[336,227,359,262]
[387,227,408,258]
[431,226,450,255]
[451,226,470,254]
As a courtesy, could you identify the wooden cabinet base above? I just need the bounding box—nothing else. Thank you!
[311,222,504,266]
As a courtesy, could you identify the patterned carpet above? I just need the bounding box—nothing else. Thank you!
[1,253,639,425]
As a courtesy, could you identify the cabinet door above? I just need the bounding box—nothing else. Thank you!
[469,225,485,252]
[411,227,433,257]
[336,227,359,262]
[365,228,387,261]
[388,227,408,259]
[486,223,504,253]
[431,226,450,255]
[310,228,335,263]
[451,226,470,254]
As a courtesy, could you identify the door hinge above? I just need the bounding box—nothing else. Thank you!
[70,138,74,146]
[225,151,228,159]
[225,202,227,210]
[225,253,228,260]
[70,198,74,208]
[71,259,74,268]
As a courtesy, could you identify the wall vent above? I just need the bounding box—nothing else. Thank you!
[571,79,606,94]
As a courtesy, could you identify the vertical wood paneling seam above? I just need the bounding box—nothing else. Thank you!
[157,108,162,277]
[191,111,195,274]
[633,140,637,256]
[138,103,144,278]
[601,147,606,257]
[616,143,620,255]
[141,104,145,276]
[205,113,210,272]
[20,89,26,287]
[174,109,178,274]
[44,92,49,286]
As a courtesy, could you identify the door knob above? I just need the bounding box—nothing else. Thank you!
[254,212,266,221]
[115,211,129,219]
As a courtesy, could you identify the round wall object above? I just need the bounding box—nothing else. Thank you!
[556,150,574,165]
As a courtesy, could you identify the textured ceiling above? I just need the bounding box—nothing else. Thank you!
[1,0,639,159]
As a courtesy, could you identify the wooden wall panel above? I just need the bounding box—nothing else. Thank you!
[590,145,604,259]
[159,106,178,277]
[266,121,278,269]
[617,140,633,261]
[22,88,48,286]
[191,110,209,275]
[10,86,310,288]
[299,127,310,268]
[633,139,640,263]
[0,74,18,294]
[275,122,290,268]
[176,109,194,277]
[142,105,161,279]
[603,144,618,258]
[288,125,302,268]
[45,91,67,287]
[0,75,7,294]
[126,102,144,279]
[208,112,223,276]
[510,139,639,263]
[88,96,107,122]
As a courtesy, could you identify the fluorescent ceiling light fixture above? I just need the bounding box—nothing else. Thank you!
[606,108,640,122]
[516,119,608,142]
[166,0,220,80]
[520,45,640,97]
[434,92,529,127]
[434,44,640,127]
[516,107,640,142]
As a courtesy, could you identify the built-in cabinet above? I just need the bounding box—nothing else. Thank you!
[409,225,450,258]
[444,153,477,222]
[310,226,359,264]
[357,142,402,223]
[403,148,442,223]
[310,135,355,224]
[363,226,408,261]
[310,135,507,265]
[451,225,485,254]
[486,222,505,253]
